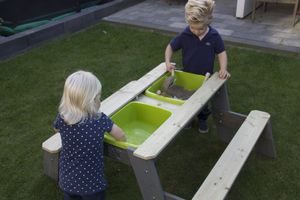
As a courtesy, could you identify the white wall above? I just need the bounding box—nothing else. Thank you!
[236,0,254,18]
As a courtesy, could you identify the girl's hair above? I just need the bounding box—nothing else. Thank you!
[185,0,215,25]
[59,70,102,125]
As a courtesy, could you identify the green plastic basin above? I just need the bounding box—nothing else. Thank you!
[104,101,172,149]
[145,70,205,105]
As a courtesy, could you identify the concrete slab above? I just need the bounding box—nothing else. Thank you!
[0,32,29,59]
[28,21,65,45]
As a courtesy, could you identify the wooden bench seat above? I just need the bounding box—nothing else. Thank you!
[192,110,271,200]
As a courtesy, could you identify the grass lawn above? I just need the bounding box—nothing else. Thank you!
[0,21,299,200]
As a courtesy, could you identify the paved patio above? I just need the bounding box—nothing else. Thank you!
[104,0,300,53]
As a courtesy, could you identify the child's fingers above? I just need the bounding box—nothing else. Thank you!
[226,72,231,78]
[224,72,230,79]
[219,70,224,78]
[219,71,230,79]
[166,64,175,72]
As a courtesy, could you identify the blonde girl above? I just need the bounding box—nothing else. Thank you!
[54,70,125,200]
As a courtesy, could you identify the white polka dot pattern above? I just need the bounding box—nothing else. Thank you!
[53,113,113,195]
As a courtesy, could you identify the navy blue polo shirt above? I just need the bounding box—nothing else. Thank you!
[53,113,113,195]
[170,26,225,75]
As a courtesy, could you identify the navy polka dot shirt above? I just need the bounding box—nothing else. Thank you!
[53,113,113,195]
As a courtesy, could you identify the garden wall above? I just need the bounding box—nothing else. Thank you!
[0,0,144,60]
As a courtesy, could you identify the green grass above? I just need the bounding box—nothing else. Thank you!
[0,21,299,200]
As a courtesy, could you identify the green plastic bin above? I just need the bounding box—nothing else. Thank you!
[104,101,172,149]
[145,70,205,105]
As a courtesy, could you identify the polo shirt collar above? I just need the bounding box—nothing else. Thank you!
[183,25,218,37]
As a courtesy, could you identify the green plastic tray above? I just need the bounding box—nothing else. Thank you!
[145,70,205,105]
[104,101,172,149]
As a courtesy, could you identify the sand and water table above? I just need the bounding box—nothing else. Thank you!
[42,63,276,200]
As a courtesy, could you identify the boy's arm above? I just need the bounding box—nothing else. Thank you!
[165,44,176,72]
[218,51,230,79]
[110,124,126,141]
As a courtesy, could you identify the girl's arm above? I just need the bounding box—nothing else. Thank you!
[110,124,126,141]
[218,51,230,79]
[165,44,176,72]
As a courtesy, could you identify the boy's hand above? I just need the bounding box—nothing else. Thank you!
[219,69,231,79]
[166,62,176,72]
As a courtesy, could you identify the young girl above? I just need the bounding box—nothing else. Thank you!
[53,70,126,200]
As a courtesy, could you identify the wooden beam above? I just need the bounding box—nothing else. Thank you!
[101,62,166,116]
[137,95,179,113]
[134,72,227,160]
[42,132,61,153]
[192,110,270,200]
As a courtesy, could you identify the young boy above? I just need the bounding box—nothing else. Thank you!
[165,0,230,133]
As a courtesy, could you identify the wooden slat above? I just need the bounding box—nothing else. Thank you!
[134,72,227,160]
[42,63,167,153]
[42,133,62,153]
[137,95,179,113]
[101,63,166,116]
[192,110,270,200]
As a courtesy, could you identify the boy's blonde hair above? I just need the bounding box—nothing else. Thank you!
[185,0,215,25]
[59,70,102,125]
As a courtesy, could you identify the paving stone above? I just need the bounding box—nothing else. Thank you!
[281,39,300,48]
[169,22,186,29]
[273,32,300,39]
[104,0,300,53]
[217,28,234,36]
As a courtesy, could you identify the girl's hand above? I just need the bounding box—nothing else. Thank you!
[111,124,126,141]
[166,62,176,72]
[219,69,231,79]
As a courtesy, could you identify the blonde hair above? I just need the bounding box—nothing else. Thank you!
[185,0,215,25]
[59,70,102,125]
